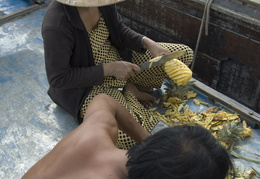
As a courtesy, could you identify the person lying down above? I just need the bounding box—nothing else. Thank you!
[22,94,232,179]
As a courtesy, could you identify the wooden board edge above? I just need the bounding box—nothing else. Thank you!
[191,78,260,127]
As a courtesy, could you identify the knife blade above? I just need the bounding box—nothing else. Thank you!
[139,50,186,70]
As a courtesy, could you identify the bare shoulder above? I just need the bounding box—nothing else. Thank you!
[86,149,128,179]
[22,111,119,179]
[82,109,118,144]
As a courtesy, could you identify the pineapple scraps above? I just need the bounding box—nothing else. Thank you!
[193,99,210,106]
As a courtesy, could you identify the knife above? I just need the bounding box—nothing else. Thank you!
[139,50,186,70]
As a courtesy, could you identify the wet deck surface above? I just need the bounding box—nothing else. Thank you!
[0,4,77,178]
[0,0,32,15]
[0,2,260,179]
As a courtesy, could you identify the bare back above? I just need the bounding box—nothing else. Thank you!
[22,111,128,179]
[22,94,149,179]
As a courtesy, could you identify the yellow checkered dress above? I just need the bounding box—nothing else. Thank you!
[80,16,193,149]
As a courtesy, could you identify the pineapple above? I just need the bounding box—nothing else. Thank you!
[217,121,244,148]
[164,78,195,100]
[164,59,192,85]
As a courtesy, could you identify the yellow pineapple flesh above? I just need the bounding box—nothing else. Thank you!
[164,59,192,85]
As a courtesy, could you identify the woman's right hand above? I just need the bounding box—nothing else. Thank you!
[103,61,141,80]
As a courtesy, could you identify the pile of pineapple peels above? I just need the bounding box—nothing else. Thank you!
[150,78,259,179]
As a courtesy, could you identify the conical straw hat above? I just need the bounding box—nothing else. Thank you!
[56,0,125,7]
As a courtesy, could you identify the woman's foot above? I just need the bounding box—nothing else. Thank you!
[124,83,156,108]
[135,85,154,93]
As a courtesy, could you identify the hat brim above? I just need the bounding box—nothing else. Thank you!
[56,0,125,7]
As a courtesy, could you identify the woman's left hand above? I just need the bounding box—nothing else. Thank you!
[143,37,169,57]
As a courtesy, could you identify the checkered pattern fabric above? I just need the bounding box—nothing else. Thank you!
[80,16,193,149]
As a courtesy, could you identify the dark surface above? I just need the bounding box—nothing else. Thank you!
[117,0,260,113]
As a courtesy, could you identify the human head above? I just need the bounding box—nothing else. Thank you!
[56,0,125,7]
[126,125,232,179]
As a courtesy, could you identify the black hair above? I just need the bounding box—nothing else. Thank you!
[126,124,232,179]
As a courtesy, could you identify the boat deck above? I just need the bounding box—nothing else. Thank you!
[0,0,32,15]
[0,1,259,178]
[0,1,78,178]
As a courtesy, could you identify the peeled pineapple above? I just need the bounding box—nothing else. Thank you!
[164,59,192,85]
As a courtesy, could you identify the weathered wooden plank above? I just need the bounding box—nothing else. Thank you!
[117,0,260,113]
[118,0,260,72]
[233,0,260,8]
[192,78,260,127]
